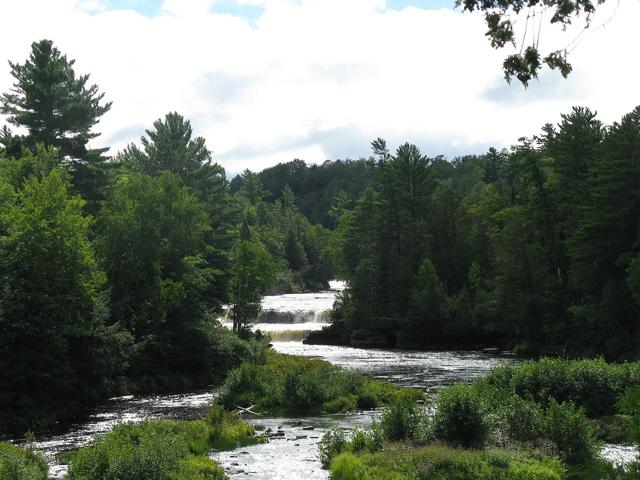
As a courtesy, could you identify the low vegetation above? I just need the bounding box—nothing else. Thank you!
[0,442,48,480]
[65,406,261,480]
[330,446,565,480]
[320,358,640,479]
[219,350,422,414]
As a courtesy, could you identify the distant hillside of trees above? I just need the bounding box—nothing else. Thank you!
[230,158,376,227]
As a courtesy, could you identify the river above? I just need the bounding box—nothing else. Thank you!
[22,285,638,478]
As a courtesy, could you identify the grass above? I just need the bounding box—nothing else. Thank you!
[218,350,422,414]
[329,445,566,480]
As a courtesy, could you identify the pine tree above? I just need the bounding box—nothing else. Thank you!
[0,40,112,210]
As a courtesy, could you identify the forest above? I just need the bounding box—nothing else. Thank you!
[0,36,639,480]
[0,40,334,433]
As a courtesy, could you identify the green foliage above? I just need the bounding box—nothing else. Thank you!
[66,412,258,480]
[0,168,130,432]
[329,446,565,480]
[66,421,192,480]
[617,386,640,447]
[498,395,545,442]
[318,426,383,468]
[0,39,112,209]
[433,384,489,448]
[458,1,610,85]
[379,398,431,443]
[318,427,348,468]
[330,106,640,359]
[0,442,48,480]
[545,399,598,465]
[231,169,334,293]
[229,239,277,332]
[479,358,640,418]
[219,351,421,414]
[406,259,449,332]
[98,171,218,388]
[206,404,259,450]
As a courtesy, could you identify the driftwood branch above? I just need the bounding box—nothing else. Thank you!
[234,405,262,416]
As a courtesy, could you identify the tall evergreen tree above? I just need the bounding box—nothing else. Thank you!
[0,40,112,210]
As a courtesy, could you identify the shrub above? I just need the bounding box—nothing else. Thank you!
[480,358,640,418]
[0,442,48,480]
[66,422,191,480]
[330,452,405,480]
[206,404,258,450]
[219,351,421,414]
[318,427,347,468]
[433,384,489,448]
[499,395,545,442]
[319,426,384,468]
[380,398,429,442]
[324,394,358,413]
[65,413,256,480]
[349,427,384,455]
[617,386,640,447]
[545,400,598,465]
[173,456,227,480]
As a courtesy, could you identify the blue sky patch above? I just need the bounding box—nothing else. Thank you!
[87,1,455,18]
[210,0,264,24]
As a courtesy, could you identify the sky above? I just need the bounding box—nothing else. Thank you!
[0,0,638,176]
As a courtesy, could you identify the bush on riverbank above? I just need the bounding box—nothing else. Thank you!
[0,442,48,480]
[66,406,261,480]
[477,358,640,418]
[320,357,640,479]
[218,351,422,414]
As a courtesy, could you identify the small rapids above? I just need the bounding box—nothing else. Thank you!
[13,283,637,478]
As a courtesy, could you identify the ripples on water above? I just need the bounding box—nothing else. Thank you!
[214,341,514,480]
[274,341,513,391]
[16,286,637,478]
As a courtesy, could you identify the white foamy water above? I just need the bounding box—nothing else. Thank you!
[257,290,339,324]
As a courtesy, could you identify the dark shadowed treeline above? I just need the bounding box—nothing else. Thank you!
[321,107,640,359]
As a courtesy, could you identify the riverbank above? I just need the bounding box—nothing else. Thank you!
[304,323,511,353]
[319,357,640,480]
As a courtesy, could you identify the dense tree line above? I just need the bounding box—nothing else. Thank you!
[230,158,376,227]
[325,107,640,359]
[0,40,331,433]
[2,38,638,436]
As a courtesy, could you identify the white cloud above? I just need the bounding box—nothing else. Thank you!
[0,0,638,176]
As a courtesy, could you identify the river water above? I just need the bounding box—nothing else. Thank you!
[21,285,638,478]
